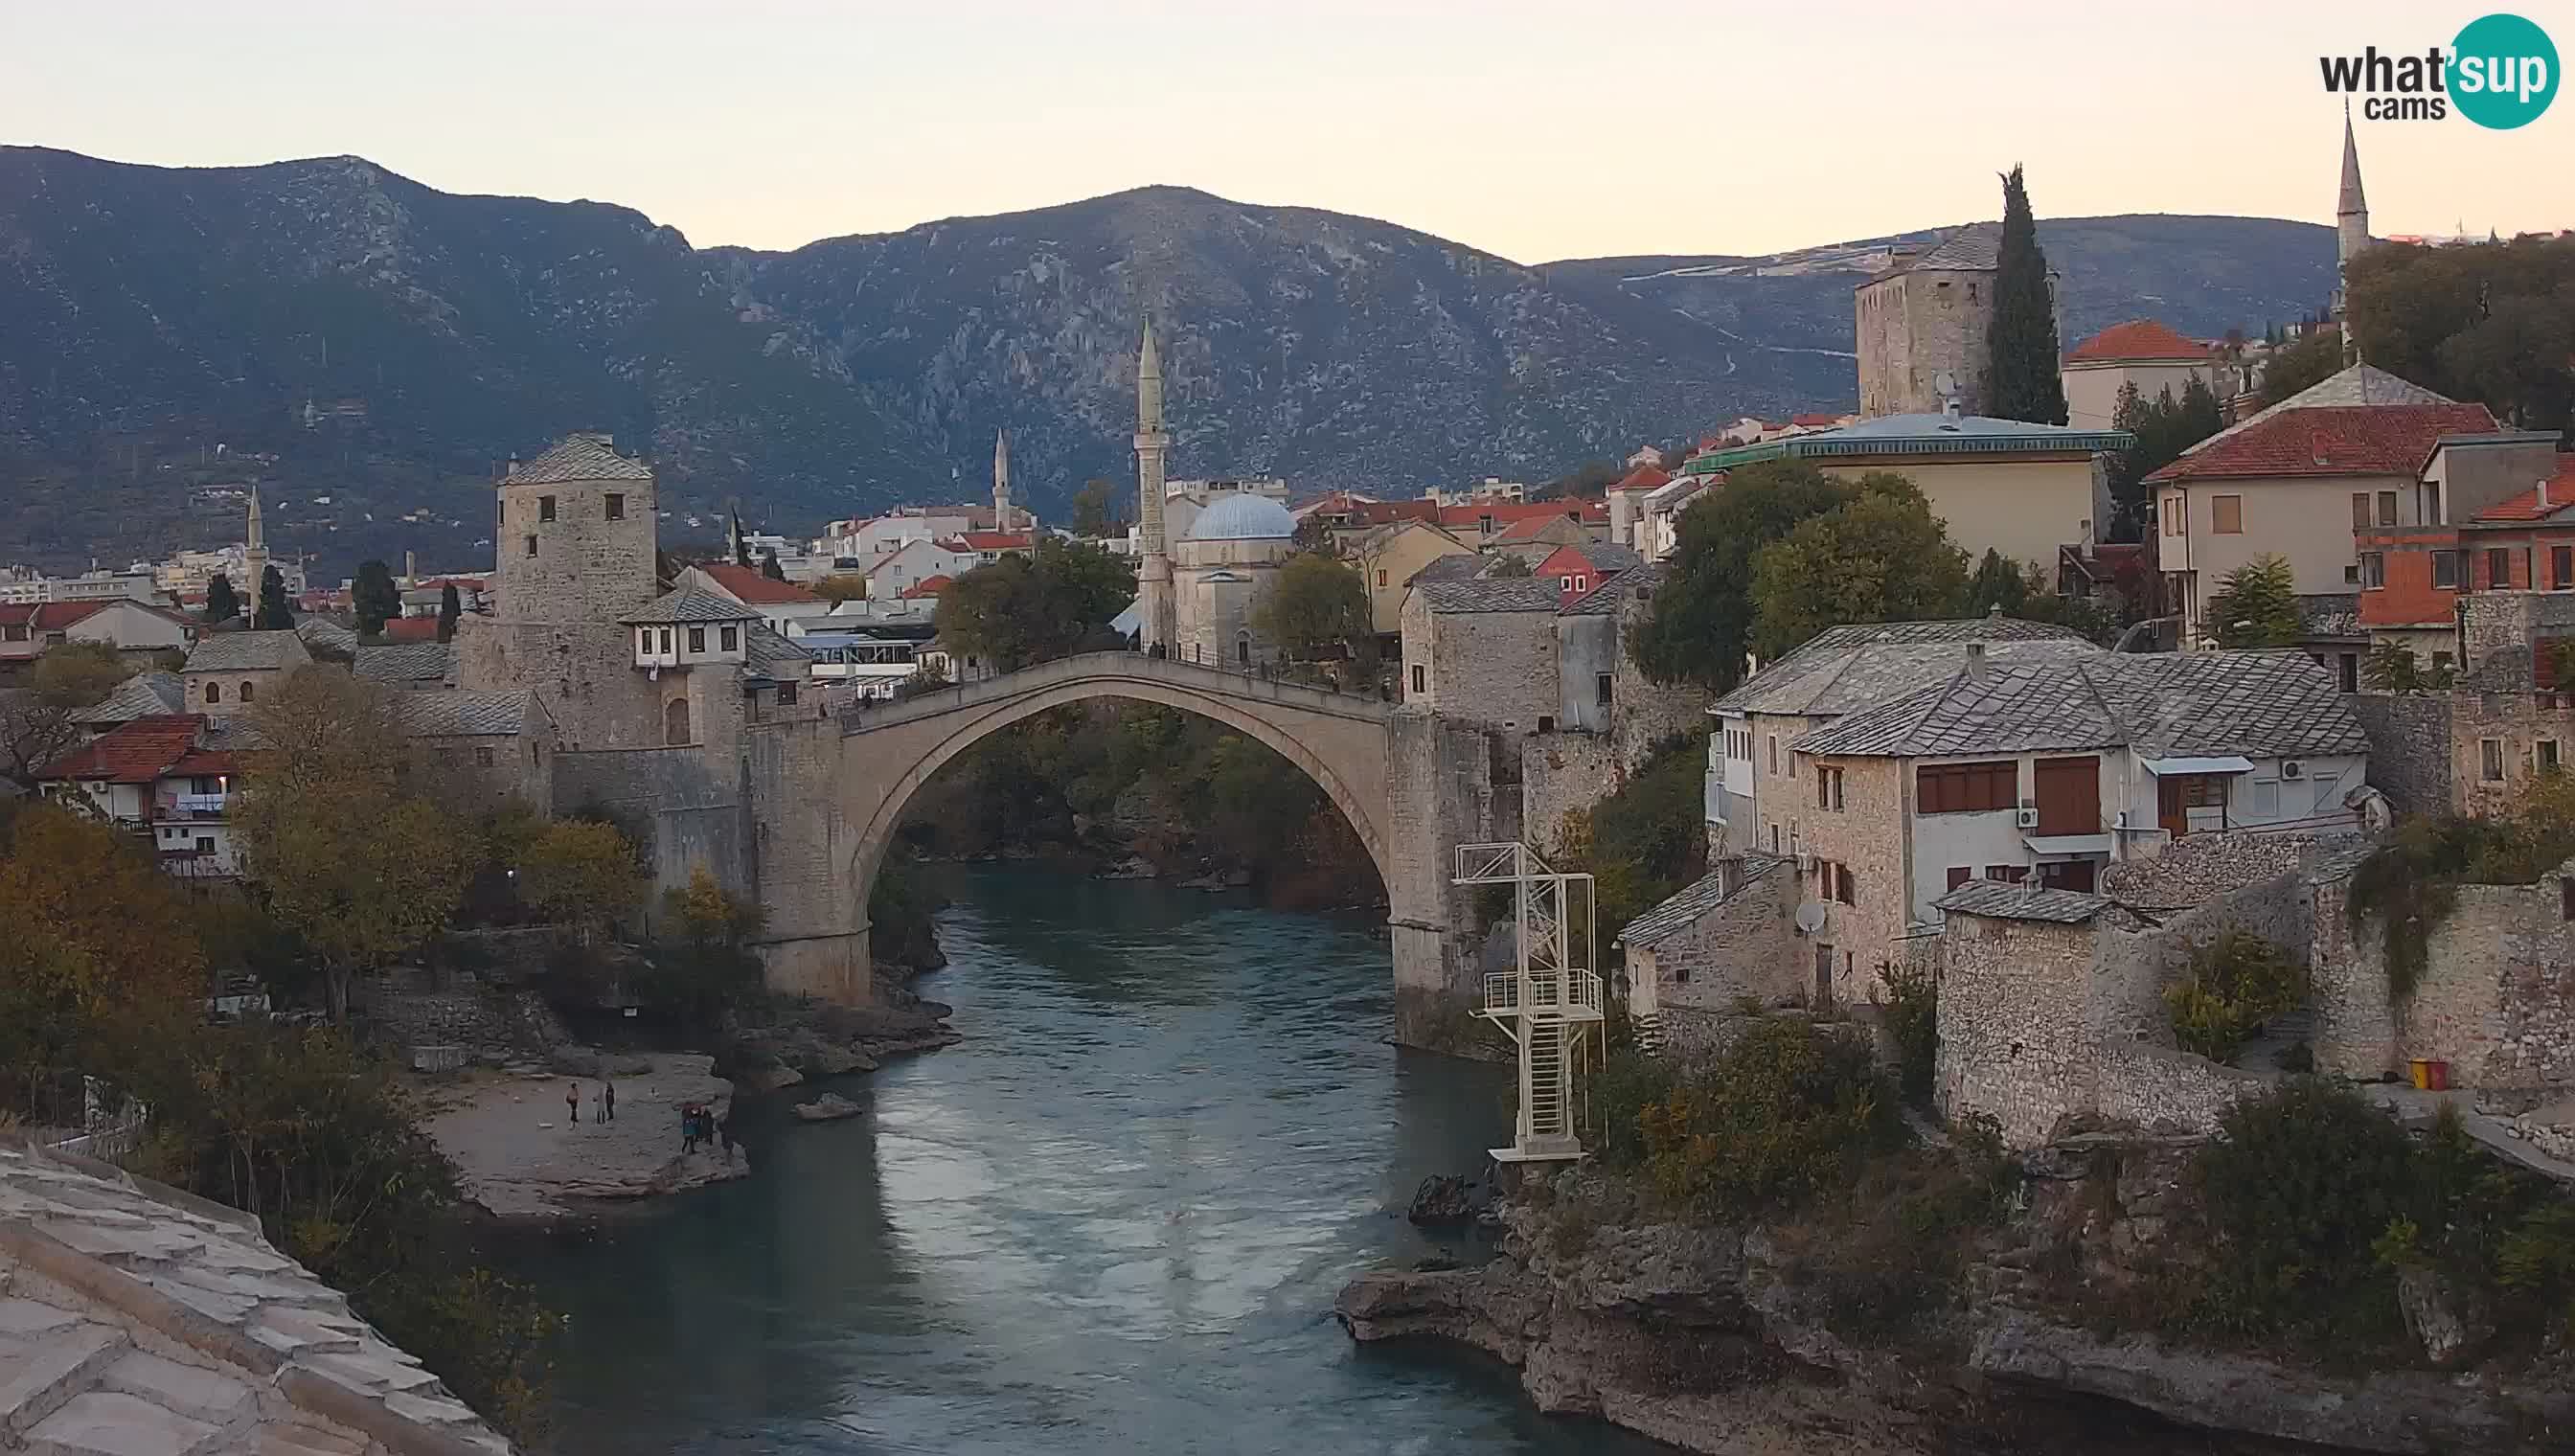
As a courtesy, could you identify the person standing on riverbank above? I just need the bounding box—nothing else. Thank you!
[603,1081,616,1123]
[566,1081,581,1127]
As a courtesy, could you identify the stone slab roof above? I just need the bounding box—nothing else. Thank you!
[741,622,811,681]
[392,690,535,739]
[1616,853,1784,948]
[77,671,184,726]
[503,432,651,486]
[1714,617,2098,718]
[1561,563,1668,615]
[1406,554,1489,587]
[1793,649,2369,762]
[1417,580,1565,614]
[1933,879,2113,923]
[1887,221,2000,274]
[620,588,763,626]
[183,631,313,675]
[0,1139,513,1454]
[294,619,360,657]
[353,642,453,686]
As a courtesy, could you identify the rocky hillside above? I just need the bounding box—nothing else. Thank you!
[0,146,2336,574]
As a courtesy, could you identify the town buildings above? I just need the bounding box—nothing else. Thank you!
[2355,431,2569,663]
[178,629,313,715]
[2060,320,2220,431]
[37,714,242,878]
[0,599,196,667]
[1854,223,2015,419]
[1348,518,1474,637]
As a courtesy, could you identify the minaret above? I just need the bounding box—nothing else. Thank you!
[241,485,268,612]
[2333,104,2371,360]
[1134,318,1175,653]
[992,428,1014,534]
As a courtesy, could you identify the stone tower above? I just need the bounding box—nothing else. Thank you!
[992,427,1014,533]
[1134,319,1176,652]
[454,431,665,748]
[2333,105,2372,356]
[241,485,267,606]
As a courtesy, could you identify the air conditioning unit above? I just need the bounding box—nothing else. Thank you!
[2282,761,2305,780]
[2015,807,2040,829]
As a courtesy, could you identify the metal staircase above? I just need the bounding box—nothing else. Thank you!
[1455,841,1604,1162]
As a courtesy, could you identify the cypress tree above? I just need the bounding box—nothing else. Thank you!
[436,582,462,643]
[254,564,294,630]
[1985,165,2068,424]
[353,558,400,637]
[204,573,239,624]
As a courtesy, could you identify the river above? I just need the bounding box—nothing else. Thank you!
[514,866,1667,1454]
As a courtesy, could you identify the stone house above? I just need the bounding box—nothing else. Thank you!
[1614,852,1797,1049]
[2145,364,2495,648]
[179,629,313,716]
[1855,222,2004,418]
[2059,319,2218,432]
[1681,409,2131,579]
[1399,579,1561,728]
[394,690,560,811]
[1348,519,1473,636]
[1787,647,2370,997]
[1534,540,1641,608]
[35,713,245,879]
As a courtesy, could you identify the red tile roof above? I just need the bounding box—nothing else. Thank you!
[37,715,206,784]
[0,602,112,631]
[1607,465,1672,493]
[1790,412,1846,427]
[1437,500,1607,532]
[695,561,820,604]
[380,617,442,642]
[2066,319,2215,364]
[900,575,954,600]
[167,748,237,778]
[2468,459,2575,522]
[1492,511,1594,542]
[2144,403,2498,485]
[952,532,1036,553]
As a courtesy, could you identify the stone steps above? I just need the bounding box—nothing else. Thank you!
[0,1299,129,1444]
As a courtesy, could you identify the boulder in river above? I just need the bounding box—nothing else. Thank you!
[1405,1172,1490,1226]
[793,1092,863,1123]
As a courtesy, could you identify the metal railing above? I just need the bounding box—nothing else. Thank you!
[1482,968,1604,1017]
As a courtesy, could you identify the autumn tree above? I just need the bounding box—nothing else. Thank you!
[812,573,871,604]
[2206,555,2302,648]
[353,559,400,637]
[1631,461,1862,691]
[645,866,765,1036]
[254,564,294,629]
[935,538,1136,671]
[2348,234,2575,432]
[516,819,647,945]
[1250,553,1374,665]
[1985,165,2068,424]
[435,583,462,643]
[1747,476,1971,659]
[204,573,240,625]
[0,643,137,789]
[231,668,480,1020]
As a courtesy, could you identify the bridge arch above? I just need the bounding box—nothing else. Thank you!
[831,654,1400,984]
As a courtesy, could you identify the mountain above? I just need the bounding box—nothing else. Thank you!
[0,148,2337,576]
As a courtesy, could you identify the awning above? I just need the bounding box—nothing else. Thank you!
[2022,833,2112,857]
[2141,755,2256,777]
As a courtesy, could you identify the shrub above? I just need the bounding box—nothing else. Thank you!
[2162,931,2304,1062]
[1591,1044,1681,1168]
[1873,960,1938,1104]
[1637,1018,1903,1219]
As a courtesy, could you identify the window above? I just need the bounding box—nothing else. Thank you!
[2339,652,2359,693]
[2433,551,2459,588]
[538,494,557,523]
[2360,553,2385,588]
[1815,766,1844,810]
[2377,490,2398,527]
[2482,738,2506,783]
[1537,715,1555,733]
[2212,495,2243,534]
[2556,546,2573,591]
[204,682,221,705]
[1982,864,2028,884]
[778,683,799,707]
[1574,576,1589,593]
[1410,664,1426,694]
[1560,576,1575,591]
[2351,492,2372,531]
[1834,864,1856,906]
[1767,736,1779,774]
[1946,867,1971,891]
[688,626,706,652]
[664,698,692,747]
[1769,824,1780,853]
[2246,778,2279,816]
[605,493,625,520]
[2164,500,2179,536]
[194,836,214,855]
[1595,672,1614,707]
[239,681,254,702]
[659,628,673,653]
[2344,563,2360,583]
[2489,547,2514,589]
[2426,483,2442,525]
[720,625,739,651]
[474,746,495,767]
[1916,761,2017,813]
[1376,570,1387,588]
[2541,739,2563,774]
[524,535,538,557]
[2564,877,2575,922]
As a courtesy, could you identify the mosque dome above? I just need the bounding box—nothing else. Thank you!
[1184,493,1297,542]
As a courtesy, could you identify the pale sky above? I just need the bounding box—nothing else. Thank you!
[3,0,2567,262]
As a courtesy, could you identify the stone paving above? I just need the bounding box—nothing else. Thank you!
[0,1140,512,1456]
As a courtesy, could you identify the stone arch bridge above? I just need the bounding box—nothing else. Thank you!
[741,651,1501,1048]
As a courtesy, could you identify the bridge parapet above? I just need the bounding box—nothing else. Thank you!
[841,650,1391,735]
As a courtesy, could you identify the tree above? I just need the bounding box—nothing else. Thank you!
[760,549,786,582]
[204,572,239,625]
[2259,328,2345,406]
[646,866,765,1037]
[812,574,870,604]
[2206,554,2302,648]
[254,563,293,629]
[515,819,647,944]
[934,538,1136,671]
[0,644,135,790]
[1965,548,2031,617]
[1631,460,1861,692]
[435,582,462,643]
[1070,478,1127,538]
[2361,642,2455,694]
[2349,234,2575,432]
[1486,554,1535,578]
[1747,476,1971,659]
[1984,165,2068,424]
[1250,553,1373,665]
[2107,376,2225,533]
[231,669,481,1020]
[352,559,400,637]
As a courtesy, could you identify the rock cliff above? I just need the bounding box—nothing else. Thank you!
[1335,1144,2572,1455]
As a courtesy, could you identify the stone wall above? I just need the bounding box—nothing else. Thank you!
[455,618,669,751]
[1793,753,1912,1004]
[1634,864,1800,1053]
[2450,689,2575,819]
[1385,710,1520,1052]
[1520,731,1622,855]
[2097,830,2335,911]
[2318,859,2575,1088]
[2092,1042,2269,1136]
[2345,693,2453,815]
[355,970,570,1066]
[1406,596,1559,730]
[741,717,866,1002]
[552,743,747,902]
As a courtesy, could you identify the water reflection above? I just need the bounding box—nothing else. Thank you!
[514,867,1661,1455]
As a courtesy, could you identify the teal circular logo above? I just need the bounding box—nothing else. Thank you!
[2453,12,2558,128]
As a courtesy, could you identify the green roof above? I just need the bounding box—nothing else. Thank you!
[1682,413,2132,474]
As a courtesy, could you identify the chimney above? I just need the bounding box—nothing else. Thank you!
[2541,477,2552,510]
[403,550,417,583]
[1966,642,1989,678]
[1942,393,1963,421]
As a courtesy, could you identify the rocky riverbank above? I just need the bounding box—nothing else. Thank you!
[1335,1140,2574,1455]
[418,1051,749,1221]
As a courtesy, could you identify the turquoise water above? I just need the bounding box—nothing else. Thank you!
[515,867,1665,1454]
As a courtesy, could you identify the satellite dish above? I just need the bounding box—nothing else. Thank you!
[1932,370,1958,398]
[1794,902,1829,936]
